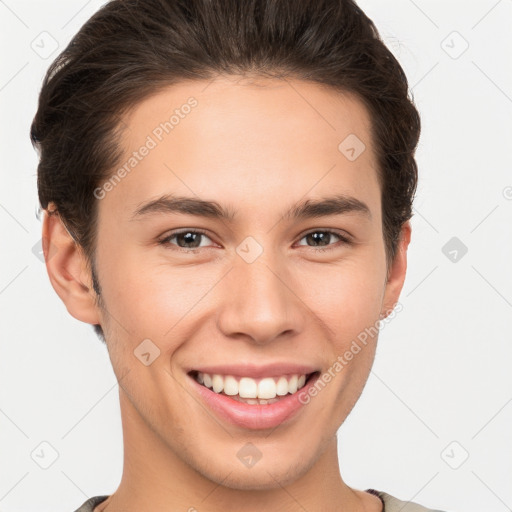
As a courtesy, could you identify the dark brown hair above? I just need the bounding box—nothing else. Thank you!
[31,0,420,342]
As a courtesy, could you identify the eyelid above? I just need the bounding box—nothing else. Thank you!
[158,227,352,253]
[297,227,353,243]
[294,228,353,252]
[157,228,216,250]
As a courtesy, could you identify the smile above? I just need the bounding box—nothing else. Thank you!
[187,368,321,429]
[191,371,312,404]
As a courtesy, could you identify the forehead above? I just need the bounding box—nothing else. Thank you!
[121,76,374,150]
[100,76,381,225]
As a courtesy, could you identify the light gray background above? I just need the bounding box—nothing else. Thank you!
[1,1,511,511]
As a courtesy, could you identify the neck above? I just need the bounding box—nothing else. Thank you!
[98,390,381,512]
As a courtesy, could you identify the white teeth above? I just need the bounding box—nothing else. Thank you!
[276,376,289,396]
[258,377,277,399]
[195,372,310,399]
[223,375,238,396]
[239,377,258,398]
[288,375,298,394]
[212,374,223,393]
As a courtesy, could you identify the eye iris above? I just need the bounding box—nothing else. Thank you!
[167,230,340,250]
[177,232,202,248]
[307,232,331,247]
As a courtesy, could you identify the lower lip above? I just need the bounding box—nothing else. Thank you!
[189,372,320,430]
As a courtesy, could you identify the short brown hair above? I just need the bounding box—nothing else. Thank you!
[31,0,420,341]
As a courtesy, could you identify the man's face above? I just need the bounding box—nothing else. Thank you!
[91,77,405,489]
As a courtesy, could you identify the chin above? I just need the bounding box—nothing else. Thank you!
[190,448,317,491]
[206,466,300,491]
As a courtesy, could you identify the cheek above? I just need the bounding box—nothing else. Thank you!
[298,258,385,343]
[99,235,385,350]
[100,250,222,346]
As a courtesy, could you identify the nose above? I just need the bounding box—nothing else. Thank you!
[216,251,306,346]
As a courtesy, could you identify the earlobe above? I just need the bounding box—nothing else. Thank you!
[42,206,102,326]
[381,221,412,318]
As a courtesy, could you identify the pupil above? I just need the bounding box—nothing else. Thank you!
[176,232,331,249]
[178,232,200,248]
[308,232,329,246]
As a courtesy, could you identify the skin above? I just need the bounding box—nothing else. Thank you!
[43,76,411,512]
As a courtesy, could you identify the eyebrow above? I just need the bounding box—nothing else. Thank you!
[130,193,372,222]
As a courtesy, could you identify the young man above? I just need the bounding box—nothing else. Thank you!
[32,1,446,510]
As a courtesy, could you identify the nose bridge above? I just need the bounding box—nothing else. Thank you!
[216,243,305,344]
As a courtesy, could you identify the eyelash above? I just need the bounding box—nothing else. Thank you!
[157,228,352,253]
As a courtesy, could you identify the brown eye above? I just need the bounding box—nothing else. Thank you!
[296,230,351,252]
[158,229,213,250]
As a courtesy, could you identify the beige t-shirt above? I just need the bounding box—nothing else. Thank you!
[72,489,447,511]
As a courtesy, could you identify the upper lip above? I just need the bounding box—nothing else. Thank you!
[188,363,319,379]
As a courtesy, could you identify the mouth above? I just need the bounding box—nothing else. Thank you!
[188,370,318,405]
[186,368,321,430]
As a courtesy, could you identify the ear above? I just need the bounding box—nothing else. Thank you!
[41,206,102,326]
[380,221,412,318]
